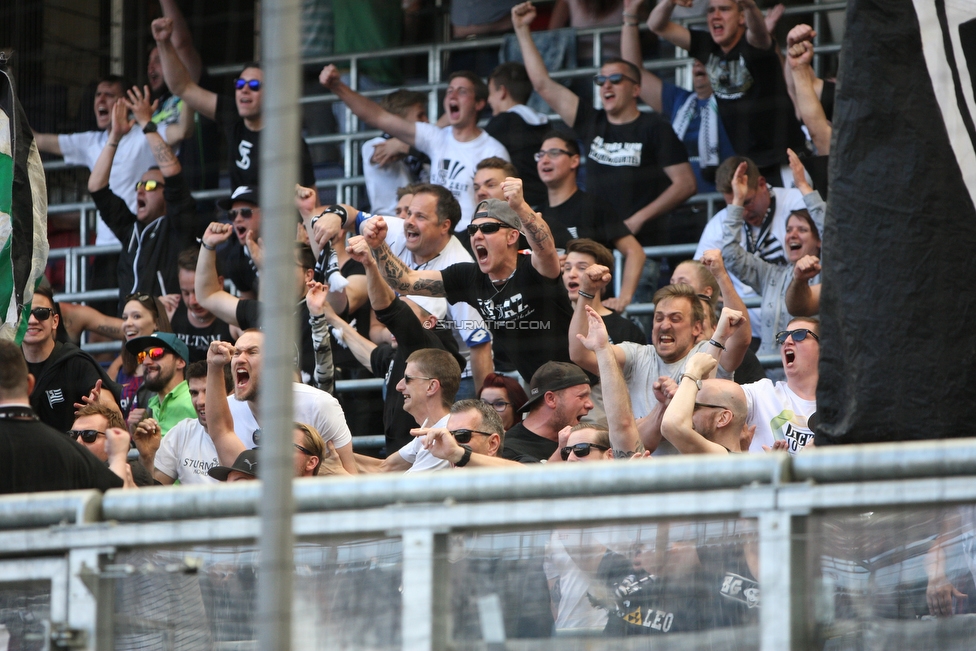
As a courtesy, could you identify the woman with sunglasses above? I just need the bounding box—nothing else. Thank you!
[108,293,173,417]
[477,372,528,431]
[715,150,824,380]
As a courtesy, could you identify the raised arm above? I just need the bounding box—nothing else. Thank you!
[700,251,752,371]
[604,234,646,311]
[718,163,770,292]
[511,2,580,127]
[320,65,417,146]
[159,0,203,82]
[568,264,628,374]
[740,0,773,50]
[623,162,697,237]
[307,280,377,370]
[152,18,217,120]
[648,0,692,52]
[578,306,641,455]
[621,0,664,112]
[707,306,751,374]
[785,255,821,316]
[362,217,447,296]
[196,223,242,325]
[88,101,131,193]
[504,177,560,278]
[206,341,247,465]
[58,303,124,342]
[786,26,830,154]
[661,353,728,454]
[347,236,396,311]
[126,86,181,177]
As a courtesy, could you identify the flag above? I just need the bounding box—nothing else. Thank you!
[817,0,976,444]
[0,57,48,344]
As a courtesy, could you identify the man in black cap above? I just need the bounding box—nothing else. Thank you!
[501,361,594,463]
[125,332,195,436]
[359,176,572,384]
[208,449,258,483]
[214,185,262,298]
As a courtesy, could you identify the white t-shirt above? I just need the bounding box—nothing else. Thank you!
[153,417,220,485]
[227,382,353,450]
[695,187,806,337]
[413,122,510,231]
[619,339,733,419]
[364,213,493,377]
[544,529,610,632]
[58,127,158,246]
[362,136,429,216]
[400,414,451,473]
[742,378,816,454]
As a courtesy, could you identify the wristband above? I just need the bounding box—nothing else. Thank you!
[708,339,726,350]
[314,205,348,230]
[141,120,158,134]
[197,238,216,251]
[107,141,119,147]
[455,444,473,467]
[577,290,595,300]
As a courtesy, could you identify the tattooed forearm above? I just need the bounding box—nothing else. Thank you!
[96,324,124,339]
[412,278,445,295]
[519,210,552,248]
[373,241,412,292]
[148,135,177,165]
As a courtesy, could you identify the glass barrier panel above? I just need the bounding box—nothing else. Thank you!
[0,580,50,651]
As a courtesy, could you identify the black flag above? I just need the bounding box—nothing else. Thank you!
[817,0,976,444]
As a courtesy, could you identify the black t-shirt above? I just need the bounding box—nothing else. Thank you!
[688,30,806,169]
[332,259,371,374]
[170,303,237,363]
[484,112,550,208]
[500,421,558,463]
[214,95,316,191]
[219,239,259,295]
[603,310,646,345]
[441,254,574,383]
[27,342,119,433]
[0,410,124,493]
[542,190,631,251]
[235,298,316,383]
[573,102,689,246]
[733,348,767,385]
[696,539,760,629]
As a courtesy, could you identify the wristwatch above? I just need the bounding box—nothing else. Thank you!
[141,120,158,134]
[680,373,703,391]
[455,444,473,467]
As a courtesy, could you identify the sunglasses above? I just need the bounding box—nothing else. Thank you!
[228,207,255,219]
[29,307,53,321]
[235,78,261,91]
[694,402,729,411]
[466,222,514,236]
[450,429,492,444]
[403,374,434,384]
[560,442,610,461]
[294,443,315,456]
[593,73,639,86]
[775,328,820,346]
[483,399,511,412]
[135,180,165,192]
[137,347,167,364]
[68,430,105,444]
[534,148,573,162]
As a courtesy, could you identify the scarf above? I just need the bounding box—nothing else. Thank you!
[672,93,720,169]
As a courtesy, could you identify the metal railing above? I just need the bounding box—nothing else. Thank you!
[0,436,973,651]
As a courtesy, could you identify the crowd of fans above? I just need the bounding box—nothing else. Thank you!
[0,0,846,636]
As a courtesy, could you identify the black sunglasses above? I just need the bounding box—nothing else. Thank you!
[235,78,261,91]
[560,442,610,461]
[467,222,514,236]
[294,443,315,456]
[68,430,105,443]
[450,429,492,444]
[29,307,53,321]
[593,73,639,86]
[228,207,255,219]
[775,328,820,346]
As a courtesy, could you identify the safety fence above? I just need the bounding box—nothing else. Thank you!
[1,436,974,651]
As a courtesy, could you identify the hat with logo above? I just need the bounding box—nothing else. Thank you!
[519,361,592,412]
[217,186,259,211]
[473,198,522,231]
[208,450,259,481]
[125,331,190,363]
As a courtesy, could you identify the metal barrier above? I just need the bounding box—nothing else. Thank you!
[0,437,973,651]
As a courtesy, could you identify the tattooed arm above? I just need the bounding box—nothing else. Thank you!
[502,177,560,278]
[350,225,447,297]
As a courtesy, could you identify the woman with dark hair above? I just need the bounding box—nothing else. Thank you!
[477,372,529,431]
[107,293,173,416]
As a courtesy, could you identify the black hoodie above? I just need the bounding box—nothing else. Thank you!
[28,342,121,432]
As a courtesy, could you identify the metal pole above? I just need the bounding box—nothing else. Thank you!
[258,0,298,648]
